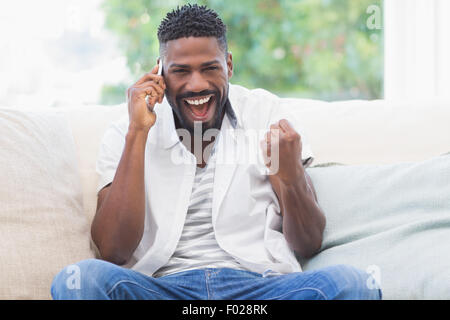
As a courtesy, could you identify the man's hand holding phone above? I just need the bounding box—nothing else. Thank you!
[126,61,165,132]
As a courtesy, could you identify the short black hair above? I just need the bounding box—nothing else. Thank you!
[157,4,228,58]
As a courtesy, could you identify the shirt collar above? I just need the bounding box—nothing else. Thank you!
[224,98,238,129]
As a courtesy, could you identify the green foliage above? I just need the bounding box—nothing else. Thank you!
[100,83,128,105]
[101,0,383,104]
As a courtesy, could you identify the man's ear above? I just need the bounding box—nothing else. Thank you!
[227,52,233,79]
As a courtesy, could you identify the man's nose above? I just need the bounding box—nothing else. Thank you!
[185,71,209,93]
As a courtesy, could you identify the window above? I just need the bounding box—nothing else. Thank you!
[384,0,450,100]
[0,0,384,107]
[101,0,384,102]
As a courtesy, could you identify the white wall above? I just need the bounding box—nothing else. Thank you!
[384,0,450,101]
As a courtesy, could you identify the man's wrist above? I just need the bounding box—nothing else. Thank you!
[276,164,308,190]
[126,125,150,144]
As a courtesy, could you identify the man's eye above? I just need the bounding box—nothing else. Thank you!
[173,69,187,73]
[204,66,218,71]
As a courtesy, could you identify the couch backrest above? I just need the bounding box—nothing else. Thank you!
[280,98,450,165]
[62,104,127,224]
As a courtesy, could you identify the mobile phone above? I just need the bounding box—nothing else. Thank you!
[157,58,163,76]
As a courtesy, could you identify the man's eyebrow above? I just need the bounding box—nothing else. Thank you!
[169,60,221,69]
[200,60,221,67]
[169,63,190,69]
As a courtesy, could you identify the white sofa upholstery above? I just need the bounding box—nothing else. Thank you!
[1,93,449,299]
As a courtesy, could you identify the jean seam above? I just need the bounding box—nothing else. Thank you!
[263,287,328,300]
[205,270,212,300]
[106,280,169,299]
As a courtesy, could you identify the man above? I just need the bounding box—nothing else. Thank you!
[51,4,381,300]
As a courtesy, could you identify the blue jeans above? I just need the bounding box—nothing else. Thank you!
[51,259,381,300]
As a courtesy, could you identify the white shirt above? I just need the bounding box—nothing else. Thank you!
[153,139,249,277]
[96,83,314,277]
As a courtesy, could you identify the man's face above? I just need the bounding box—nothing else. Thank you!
[162,36,233,134]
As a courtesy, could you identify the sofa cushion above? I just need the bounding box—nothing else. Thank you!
[63,104,127,225]
[0,108,95,299]
[303,155,450,299]
[281,98,450,165]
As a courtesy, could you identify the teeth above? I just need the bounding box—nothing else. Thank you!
[185,95,212,105]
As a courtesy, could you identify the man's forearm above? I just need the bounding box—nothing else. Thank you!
[91,127,149,264]
[271,167,326,259]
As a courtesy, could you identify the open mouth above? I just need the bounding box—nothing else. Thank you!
[183,94,215,121]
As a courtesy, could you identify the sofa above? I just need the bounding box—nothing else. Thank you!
[1,91,449,300]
